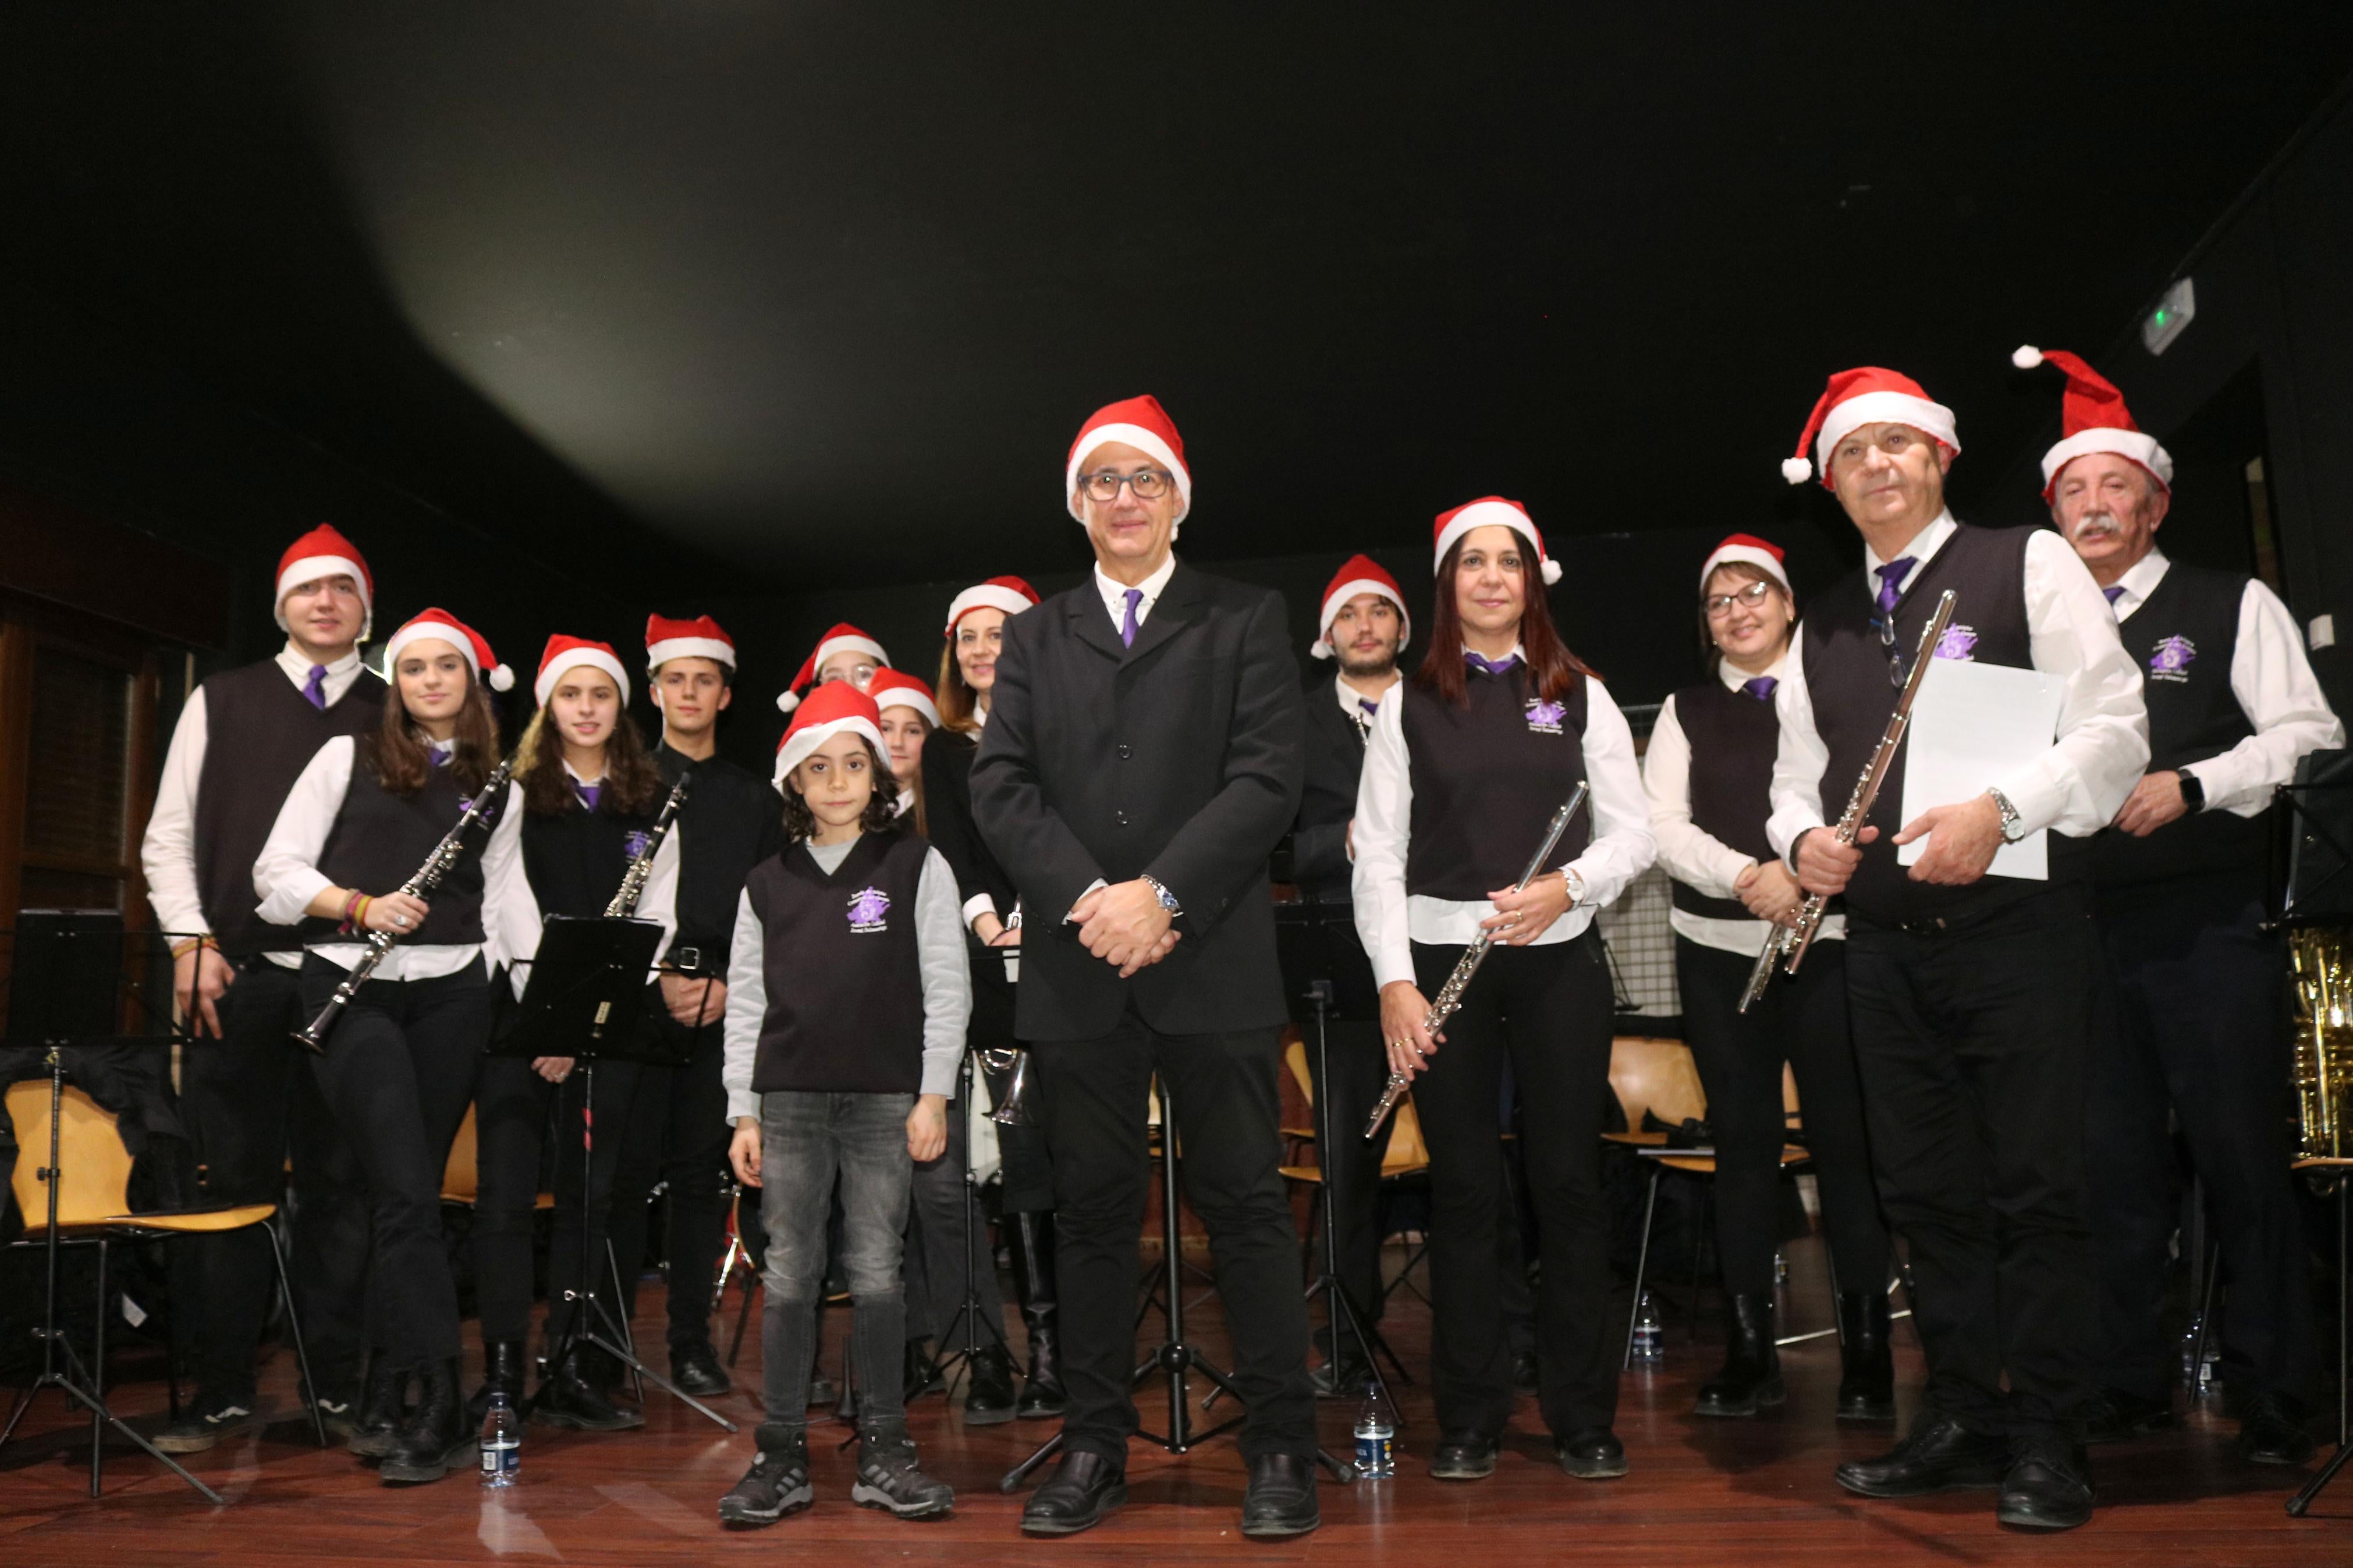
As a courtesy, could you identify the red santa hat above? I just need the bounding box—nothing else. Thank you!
[1065,395,1191,525]
[944,575,1041,637]
[1781,367,1960,488]
[644,613,737,673]
[775,623,890,714]
[534,634,631,709]
[866,667,942,728]
[773,680,886,787]
[1311,554,1412,660]
[1697,533,1790,595]
[274,524,375,637]
[1432,497,1561,586]
[2012,346,2174,497]
[383,609,513,691]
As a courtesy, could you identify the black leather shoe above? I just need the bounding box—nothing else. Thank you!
[2081,1386,2174,1445]
[672,1340,733,1399]
[1834,1289,1896,1423]
[963,1344,1017,1425]
[1996,1432,2093,1530]
[348,1360,411,1462]
[1694,1294,1784,1418]
[380,1360,470,1485]
[1835,1413,2009,1498]
[1429,1430,1500,1480]
[1555,1427,1628,1479]
[1014,1304,1066,1418]
[1021,1449,1128,1535]
[534,1347,646,1431]
[1241,1453,1319,1538]
[2235,1390,2316,1466]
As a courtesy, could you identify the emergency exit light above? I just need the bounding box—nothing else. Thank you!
[2142,277,2195,355]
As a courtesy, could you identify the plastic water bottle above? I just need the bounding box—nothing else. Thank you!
[480,1391,520,1487]
[1631,1293,1665,1366]
[1352,1381,1397,1479]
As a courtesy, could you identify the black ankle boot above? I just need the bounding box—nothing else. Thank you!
[349,1356,411,1462]
[1693,1293,1784,1417]
[469,1339,528,1432]
[1008,1212,1066,1418]
[1836,1289,1896,1423]
[535,1346,645,1432]
[380,1359,468,1485]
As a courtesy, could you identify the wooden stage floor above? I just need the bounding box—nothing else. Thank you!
[2,1231,2344,1565]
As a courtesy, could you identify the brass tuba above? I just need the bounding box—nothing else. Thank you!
[2291,927,2351,1159]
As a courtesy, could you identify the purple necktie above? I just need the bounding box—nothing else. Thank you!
[2103,586,2125,606]
[1741,675,1777,702]
[1358,698,1379,719]
[303,664,328,710]
[1873,559,1915,616]
[1119,588,1144,649]
[1463,650,1522,677]
[575,782,602,813]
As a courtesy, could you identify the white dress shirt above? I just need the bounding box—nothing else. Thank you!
[480,762,681,1000]
[251,734,495,980]
[1643,655,1843,957]
[2106,549,2344,815]
[1767,512,2150,861]
[1092,552,1179,636]
[141,642,370,965]
[1352,667,1658,991]
[721,835,973,1122]
[1336,670,1399,733]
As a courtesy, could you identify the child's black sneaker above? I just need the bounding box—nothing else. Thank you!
[718,1426,814,1526]
[850,1426,954,1517]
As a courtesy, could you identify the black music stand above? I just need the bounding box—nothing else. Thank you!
[496,916,736,1434]
[919,1047,1013,1398]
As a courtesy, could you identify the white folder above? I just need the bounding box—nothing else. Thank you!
[1896,657,2062,881]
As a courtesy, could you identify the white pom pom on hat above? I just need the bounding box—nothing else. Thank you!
[1781,457,1815,485]
[2012,344,2045,369]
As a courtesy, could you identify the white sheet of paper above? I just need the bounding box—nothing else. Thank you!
[1896,657,2062,881]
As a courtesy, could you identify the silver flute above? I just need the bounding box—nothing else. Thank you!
[293,756,514,1053]
[1364,780,1589,1139]
[1738,589,1956,1014]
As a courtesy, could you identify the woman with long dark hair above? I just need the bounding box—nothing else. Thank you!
[1353,499,1655,1483]
[254,609,515,1485]
[918,575,1064,1421]
[480,634,681,1433]
[1642,535,1891,1421]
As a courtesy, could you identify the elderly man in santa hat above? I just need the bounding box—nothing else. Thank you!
[2020,347,2340,1467]
[1765,369,2146,1530]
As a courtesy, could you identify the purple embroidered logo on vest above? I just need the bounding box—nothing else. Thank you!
[846,886,892,933]
[622,829,651,861]
[2149,634,2196,682]
[1524,698,1567,735]
[1933,624,1978,662]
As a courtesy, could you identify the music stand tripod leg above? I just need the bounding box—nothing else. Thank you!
[2288,1168,2352,1517]
[925,1050,1012,1397]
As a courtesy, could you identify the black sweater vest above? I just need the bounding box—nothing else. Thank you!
[658,745,784,970]
[746,830,929,1094]
[1401,663,1592,899]
[520,796,658,920]
[194,662,386,956]
[305,746,504,948]
[2092,562,2266,888]
[1669,678,1781,922]
[1800,523,2082,927]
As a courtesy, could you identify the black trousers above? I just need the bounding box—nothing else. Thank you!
[1844,884,2098,1437]
[300,955,487,1367]
[1304,1015,1395,1331]
[1676,936,1889,1297]
[1411,931,1617,1438]
[1032,1007,1315,1464]
[608,1014,733,1353]
[905,1061,1009,1352]
[471,1053,553,1344]
[2086,874,2318,1409]
[173,959,371,1400]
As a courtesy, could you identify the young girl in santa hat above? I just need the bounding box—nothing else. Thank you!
[715,681,967,1526]
[253,609,514,1485]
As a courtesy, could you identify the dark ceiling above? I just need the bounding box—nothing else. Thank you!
[6,4,2352,592]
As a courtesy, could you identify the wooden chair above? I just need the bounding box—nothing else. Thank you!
[1278,1037,1434,1307]
[2,1076,326,1489]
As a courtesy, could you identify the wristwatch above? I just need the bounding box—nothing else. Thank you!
[2176,770,2206,813]
[1140,874,1182,916]
[1986,787,2027,844]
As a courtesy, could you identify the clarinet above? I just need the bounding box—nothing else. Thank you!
[1738,589,1957,1014]
[293,756,514,1053]
[608,771,692,919]
[1364,780,1590,1139]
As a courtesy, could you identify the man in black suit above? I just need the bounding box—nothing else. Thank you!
[973,395,1316,1538]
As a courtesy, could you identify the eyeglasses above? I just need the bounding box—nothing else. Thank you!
[1702,579,1776,618]
[817,663,880,691]
[1077,468,1174,503]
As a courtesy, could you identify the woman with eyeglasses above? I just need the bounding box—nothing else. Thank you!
[776,623,892,715]
[1641,534,1892,1423]
[1353,498,1656,1485]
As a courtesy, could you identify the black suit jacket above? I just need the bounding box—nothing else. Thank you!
[1291,675,1371,901]
[971,561,1307,1041]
